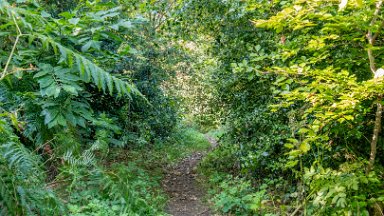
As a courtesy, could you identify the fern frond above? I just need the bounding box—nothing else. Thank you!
[2,139,39,176]
[62,150,96,167]
[0,121,40,177]
[0,118,64,215]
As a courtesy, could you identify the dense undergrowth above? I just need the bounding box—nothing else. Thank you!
[0,0,189,215]
[184,0,384,215]
[3,0,384,215]
[58,125,211,216]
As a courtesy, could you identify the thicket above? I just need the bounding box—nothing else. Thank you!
[0,0,186,215]
[3,0,384,215]
[180,0,384,215]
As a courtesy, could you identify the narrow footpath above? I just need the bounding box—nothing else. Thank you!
[162,136,218,216]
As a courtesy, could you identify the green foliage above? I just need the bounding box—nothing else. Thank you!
[60,162,168,216]
[0,0,142,211]
[199,139,239,175]
[180,0,384,214]
[167,44,222,132]
[0,117,64,215]
[63,125,211,216]
[0,0,184,214]
[5,0,384,215]
[151,124,212,164]
[251,0,384,213]
[304,162,383,215]
[209,175,268,215]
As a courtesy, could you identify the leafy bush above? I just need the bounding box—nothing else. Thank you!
[62,163,168,216]
[304,162,384,215]
[180,0,384,214]
[207,174,269,216]
[199,141,239,175]
[0,0,183,214]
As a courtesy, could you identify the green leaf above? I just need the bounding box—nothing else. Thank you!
[38,76,54,88]
[119,20,132,28]
[285,160,298,168]
[41,11,51,18]
[105,74,113,95]
[59,11,73,19]
[57,45,68,64]
[44,84,58,97]
[62,85,78,95]
[81,41,92,52]
[68,18,80,25]
[284,143,295,149]
[42,109,59,125]
[53,87,61,98]
[33,71,49,78]
[299,142,310,153]
[56,114,67,127]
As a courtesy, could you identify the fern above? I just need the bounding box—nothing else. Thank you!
[0,119,38,176]
[2,138,39,176]
[0,118,64,215]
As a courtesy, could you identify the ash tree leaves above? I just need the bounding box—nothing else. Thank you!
[32,31,137,98]
[2,1,139,98]
[40,98,93,128]
[34,63,93,128]
[0,0,180,215]
[33,63,93,128]
[0,0,144,129]
[34,64,82,98]
[81,40,100,52]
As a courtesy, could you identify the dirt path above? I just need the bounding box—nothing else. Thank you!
[162,136,217,216]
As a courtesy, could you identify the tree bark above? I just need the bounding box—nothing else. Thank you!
[367,99,382,174]
[366,0,384,174]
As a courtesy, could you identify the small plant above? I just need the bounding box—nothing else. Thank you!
[304,162,384,215]
[209,175,268,215]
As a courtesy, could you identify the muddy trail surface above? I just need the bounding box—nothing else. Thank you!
[162,136,218,216]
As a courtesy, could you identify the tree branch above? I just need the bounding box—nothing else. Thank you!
[1,14,24,80]
[367,0,383,74]
[372,19,384,42]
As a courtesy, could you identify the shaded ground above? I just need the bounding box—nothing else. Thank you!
[162,135,217,216]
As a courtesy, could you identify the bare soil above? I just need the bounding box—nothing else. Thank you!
[162,136,217,216]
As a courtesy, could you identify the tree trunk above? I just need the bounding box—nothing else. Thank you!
[367,98,382,174]
[366,0,384,174]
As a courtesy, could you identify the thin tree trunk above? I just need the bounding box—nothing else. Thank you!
[366,0,384,174]
[367,99,382,174]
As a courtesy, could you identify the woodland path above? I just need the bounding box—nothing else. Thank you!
[162,135,218,216]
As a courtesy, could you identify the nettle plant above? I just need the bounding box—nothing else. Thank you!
[253,0,384,213]
[0,0,141,214]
